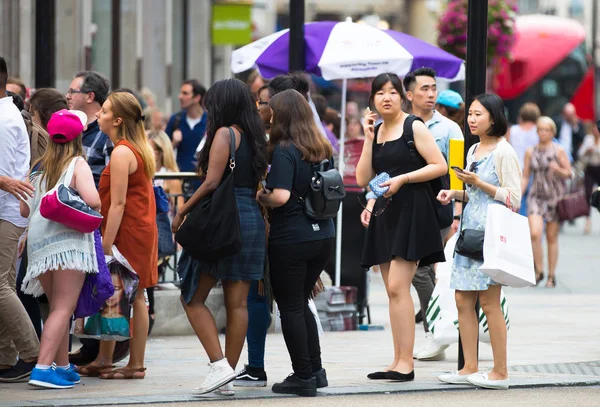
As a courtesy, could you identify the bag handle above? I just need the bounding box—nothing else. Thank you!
[228,127,236,171]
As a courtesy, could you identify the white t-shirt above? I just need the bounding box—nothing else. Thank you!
[0,96,31,228]
[509,124,539,169]
[559,121,573,155]
[186,115,202,130]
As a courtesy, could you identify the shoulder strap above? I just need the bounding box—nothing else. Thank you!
[228,127,236,171]
[402,115,426,168]
[374,122,382,144]
[172,111,184,129]
[63,157,81,188]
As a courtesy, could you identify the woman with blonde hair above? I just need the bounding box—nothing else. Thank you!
[522,116,571,288]
[148,130,184,211]
[21,109,100,388]
[79,91,158,379]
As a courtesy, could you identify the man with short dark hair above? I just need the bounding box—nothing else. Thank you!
[165,79,208,173]
[0,56,39,382]
[7,77,26,102]
[403,67,464,361]
[66,71,113,186]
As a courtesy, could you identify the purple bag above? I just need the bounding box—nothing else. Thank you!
[74,229,114,318]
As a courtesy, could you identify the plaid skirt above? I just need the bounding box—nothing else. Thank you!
[178,188,266,304]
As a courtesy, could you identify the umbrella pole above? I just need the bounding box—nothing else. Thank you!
[335,79,348,287]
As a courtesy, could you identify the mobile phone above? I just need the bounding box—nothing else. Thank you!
[451,166,464,173]
[365,107,375,126]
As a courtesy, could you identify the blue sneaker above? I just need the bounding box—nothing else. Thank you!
[29,368,74,389]
[55,364,81,384]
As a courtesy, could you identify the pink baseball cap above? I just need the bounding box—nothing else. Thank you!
[47,109,87,143]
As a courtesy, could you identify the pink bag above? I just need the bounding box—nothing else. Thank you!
[40,157,103,233]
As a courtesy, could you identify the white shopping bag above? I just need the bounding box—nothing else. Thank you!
[426,234,510,345]
[479,204,536,288]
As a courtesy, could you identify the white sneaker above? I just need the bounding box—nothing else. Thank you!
[416,333,448,360]
[438,371,473,384]
[467,372,509,390]
[194,359,237,395]
[214,382,235,396]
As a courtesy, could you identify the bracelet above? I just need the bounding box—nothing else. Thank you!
[453,215,461,220]
[405,174,410,184]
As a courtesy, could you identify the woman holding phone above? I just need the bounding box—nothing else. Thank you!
[437,93,521,390]
[356,73,447,382]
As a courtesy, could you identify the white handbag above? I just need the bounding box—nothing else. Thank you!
[479,204,536,288]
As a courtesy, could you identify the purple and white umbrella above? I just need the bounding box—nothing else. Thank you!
[231,20,465,80]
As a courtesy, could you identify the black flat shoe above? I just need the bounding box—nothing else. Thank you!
[367,371,388,380]
[385,370,415,382]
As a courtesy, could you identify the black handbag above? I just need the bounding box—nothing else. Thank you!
[454,191,485,261]
[175,128,241,261]
[454,228,485,261]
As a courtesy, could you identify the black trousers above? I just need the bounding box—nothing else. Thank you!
[269,238,334,379]
[16,247,42,339]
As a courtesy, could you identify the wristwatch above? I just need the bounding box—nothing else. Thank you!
[453,215,461,220]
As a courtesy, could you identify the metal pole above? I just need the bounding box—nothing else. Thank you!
[592,0,598,118]
[289,0,305,72]
[111,0,121,90]
[34,0,55,88]
[458,0,488,372]
[335,78,348,287]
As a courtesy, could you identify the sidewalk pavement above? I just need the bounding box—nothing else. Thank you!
[3,216,600,406]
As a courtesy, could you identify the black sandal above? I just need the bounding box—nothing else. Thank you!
[535,271,544,286]
[546,276,556,288]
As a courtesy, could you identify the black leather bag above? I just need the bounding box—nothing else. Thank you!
[454,228,485,261]
[175,128,241,261]
[295,159,346,220]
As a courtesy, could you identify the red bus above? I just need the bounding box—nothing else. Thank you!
[494,14,595,122]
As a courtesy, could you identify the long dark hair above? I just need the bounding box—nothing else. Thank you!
[197,78,268,181]
[268,89,332,162]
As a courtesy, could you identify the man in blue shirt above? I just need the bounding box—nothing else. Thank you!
[404,67,464,362]
[165,79,207,173]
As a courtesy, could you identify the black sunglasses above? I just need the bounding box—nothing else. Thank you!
[357,195,390,216]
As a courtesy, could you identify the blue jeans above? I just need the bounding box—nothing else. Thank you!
[519,179,531,216]
[246,280,270,369]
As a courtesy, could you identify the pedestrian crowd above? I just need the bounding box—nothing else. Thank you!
[0,54,598,398]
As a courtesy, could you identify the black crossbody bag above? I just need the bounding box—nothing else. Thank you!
[454,190,484,261]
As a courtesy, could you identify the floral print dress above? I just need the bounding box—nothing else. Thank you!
[451,144,503,291]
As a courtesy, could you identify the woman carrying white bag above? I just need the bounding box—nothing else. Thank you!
[436,94,522,390]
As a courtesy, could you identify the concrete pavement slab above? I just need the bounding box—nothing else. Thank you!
[2,214,599,406]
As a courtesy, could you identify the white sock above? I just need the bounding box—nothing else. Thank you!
[35,364,51,370]
[56,364,70,370]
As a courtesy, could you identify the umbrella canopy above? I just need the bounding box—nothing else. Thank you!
[231,20,465,81]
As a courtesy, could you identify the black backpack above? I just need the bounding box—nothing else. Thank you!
[294,159,346,220]
[374,115,453,230]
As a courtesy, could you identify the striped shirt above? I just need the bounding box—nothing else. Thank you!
[82,120,113,187]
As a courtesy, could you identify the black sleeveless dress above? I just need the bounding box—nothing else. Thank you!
[361,118,445,268]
